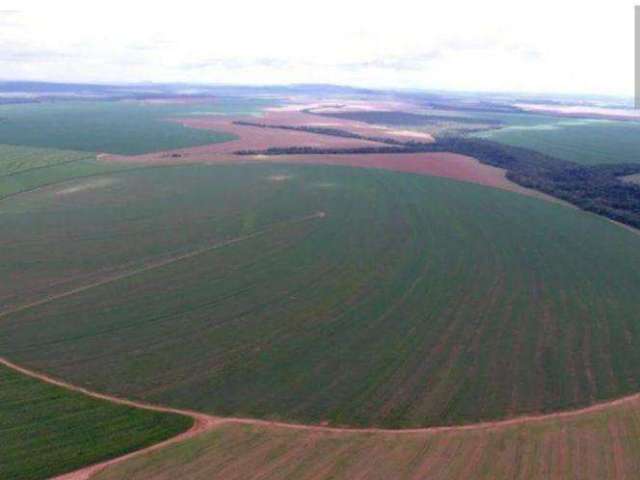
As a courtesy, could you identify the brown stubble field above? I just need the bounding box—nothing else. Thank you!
[92,390,640,480]
[246,108,436,141]
[5,344,640,480]
[104,109,391,163]
[101,107,549,201]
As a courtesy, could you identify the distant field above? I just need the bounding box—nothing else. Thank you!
[0,144,93,176]
[94,396,640,480]
[0,363,191,480]
[0,98,276,155]
[2,163,640,428]
[474,117,640,165]
[0,144,142,201]
[313,110,496,126]
[432,109,554,127]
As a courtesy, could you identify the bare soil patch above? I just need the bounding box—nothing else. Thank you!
[184,115,384,149]
[103,114,384,165]
[103,143,554,203]
[256,109,436,142]
[55,178,117,196]
[103,108,434,168]
[96,107,563,202]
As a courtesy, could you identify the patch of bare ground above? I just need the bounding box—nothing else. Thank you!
[92,393,640,479]
[102,121,379,166]
[55,178,117,196]
[98,112,567,204]
[150,114,387,157]
[256,109,436,143]
[268,99,419,114]
[622,173,640,185]
[102,109,434,167]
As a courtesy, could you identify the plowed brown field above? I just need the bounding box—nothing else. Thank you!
[92,392,640,480]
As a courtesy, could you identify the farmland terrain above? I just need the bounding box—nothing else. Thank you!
[3,90,640,479]
[3,164,640,430]
[475,117,640,165]
[206,106,640,229]
[0,100,254,154]
[0,360,191,480]
[0,144,142,203]
[94,392,640,480]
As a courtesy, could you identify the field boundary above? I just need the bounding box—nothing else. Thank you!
[0,161,196,204]
[0,153,97,180]
[4,356,640,478]
[0,357,220,480]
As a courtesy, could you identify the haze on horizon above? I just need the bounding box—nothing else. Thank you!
[0,0,636,98]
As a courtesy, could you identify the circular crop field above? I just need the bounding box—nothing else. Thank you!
[2,162,640,428]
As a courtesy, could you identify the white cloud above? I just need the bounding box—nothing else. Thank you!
[0,0,636,96]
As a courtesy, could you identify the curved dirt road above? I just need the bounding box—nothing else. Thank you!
[0,357,220,480]
[3,356,640,479]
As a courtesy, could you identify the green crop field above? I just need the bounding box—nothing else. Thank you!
[0,363,192,480]
[0,144,144,202]
[0,144,94,177]
[2,163,640,428]
[474,117,640,165]
[0,98,276,155]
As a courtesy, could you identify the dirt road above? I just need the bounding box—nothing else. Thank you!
[2,354,640,479]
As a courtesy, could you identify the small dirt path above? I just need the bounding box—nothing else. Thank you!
[0,211,326,320]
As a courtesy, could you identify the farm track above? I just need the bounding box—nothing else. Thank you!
[2,356,640,479]
[0,211,326,320]
[0,357,220,480]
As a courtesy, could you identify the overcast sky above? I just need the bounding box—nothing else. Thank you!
[0,0,636,96]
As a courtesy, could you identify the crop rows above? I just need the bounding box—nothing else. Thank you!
[2,163,640,428]
[0,363,191,480]
[476,118,640,165]
[94,395,640,480]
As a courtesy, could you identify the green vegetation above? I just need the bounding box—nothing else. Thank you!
[0,363,192,480]
[0,100,255,155]
[429,109,554,127]
[2,164,640,428]
[0,144,93,176]
[475,117,640,165]
[0,144,143,201]
[312,109,499,126]
[239,137,640,229]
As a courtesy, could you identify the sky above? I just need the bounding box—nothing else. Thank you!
[0,0,637,96]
